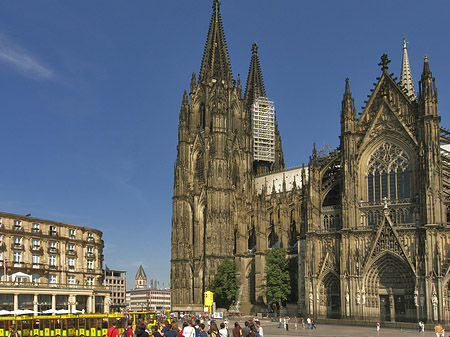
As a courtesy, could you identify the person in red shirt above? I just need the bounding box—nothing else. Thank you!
[125,323,134,337]
[107,322,120,337]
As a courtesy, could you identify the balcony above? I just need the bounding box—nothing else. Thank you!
[69,235,76,240]
[87,268,94,274]
[13,226,24,232]
[11,243,24,250]
[87,237,94,243]
[67,250,76,256]
[48,247,58,254]
[49,231,58,237]
[86,252,95,258]
[49,265,57,271]
[32,229,42,235]
[68,266,75,272]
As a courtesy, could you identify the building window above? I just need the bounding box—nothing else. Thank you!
[49,275,57,284]
[49,241,57,253]
[68,257,75,271]
[68,243,75,254]
[32,238,40,250]
[87,260,94,271]
[87,246,94,257]
[86,277,94,286]
[367,142,411,202]
[13,237,22,249]
[14,220,22,231]
[32,223,40,233]
[50,226,57,236]
[49,255,56,267]
[32,274,40,283]
[67,275,75,285]
[69,229,76,239]
[32,254,40,268]
[87,233,94,242]
[13,251,22,267]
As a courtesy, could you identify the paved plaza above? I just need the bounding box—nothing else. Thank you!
[227,320,440,337]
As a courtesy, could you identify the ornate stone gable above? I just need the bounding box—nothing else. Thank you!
[318,246,339,277]
[363,212,415,274]
[357,72,418,150]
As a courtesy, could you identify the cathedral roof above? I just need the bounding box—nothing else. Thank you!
[136,264,147,280]
[199,0,232,83]
[244,42,266,105]
[399,37,415,97]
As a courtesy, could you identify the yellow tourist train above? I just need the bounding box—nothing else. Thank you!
[0,311,170,337]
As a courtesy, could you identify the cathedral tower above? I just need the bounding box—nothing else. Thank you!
[171,0,254,311]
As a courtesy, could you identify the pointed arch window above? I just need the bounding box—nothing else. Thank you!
[248,220,256,252]
[195,152,205,184]
[367,142,411,202]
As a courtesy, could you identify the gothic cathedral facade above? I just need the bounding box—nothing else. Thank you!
[171,1,450,323]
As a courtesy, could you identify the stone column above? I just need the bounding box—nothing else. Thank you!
[389,288,395,322]
[105,295,111,313]
[33,294,38,312]
[52,294,56,310]
[86,295,94,313]
[13,293,18,310]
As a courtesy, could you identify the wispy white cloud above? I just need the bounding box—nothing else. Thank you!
[0,32,53,80]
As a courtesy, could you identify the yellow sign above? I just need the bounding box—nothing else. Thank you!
[204,291,214,307]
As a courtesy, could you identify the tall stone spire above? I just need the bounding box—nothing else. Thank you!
[199,0,232,83]
[244,42,266,107]
[400,37,415,97]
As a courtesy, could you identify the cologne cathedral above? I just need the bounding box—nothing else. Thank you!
[171,0,450,323]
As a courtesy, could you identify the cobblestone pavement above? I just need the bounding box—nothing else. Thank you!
[223,319,439,337]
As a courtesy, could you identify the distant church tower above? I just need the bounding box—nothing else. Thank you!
[135,265,147,289]
[171,0,284,311]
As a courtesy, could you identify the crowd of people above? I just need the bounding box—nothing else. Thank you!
[106,317,265,337]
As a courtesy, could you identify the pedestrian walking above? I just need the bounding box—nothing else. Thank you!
[107,322,119,337]
[376,322,380,332]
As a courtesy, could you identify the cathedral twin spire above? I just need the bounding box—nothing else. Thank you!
[199,0,232,83]
[244,42,267,106]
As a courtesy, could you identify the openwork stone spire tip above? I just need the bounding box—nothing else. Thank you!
[400,37,415,97]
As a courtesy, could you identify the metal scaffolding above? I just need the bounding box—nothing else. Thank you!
[252,97,275,162]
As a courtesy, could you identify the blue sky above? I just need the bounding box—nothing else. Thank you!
[0,1,448,288]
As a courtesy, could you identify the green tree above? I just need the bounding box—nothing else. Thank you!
[207,259,239,309]
[264,247,291,312]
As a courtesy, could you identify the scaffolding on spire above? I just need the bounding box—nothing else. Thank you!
[252,97,275,163]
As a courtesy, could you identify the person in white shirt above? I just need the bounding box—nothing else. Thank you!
[183,322,196,337]
[255,322,263,337]
[219,323,228,337]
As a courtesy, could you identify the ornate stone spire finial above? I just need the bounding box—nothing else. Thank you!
[400,37,415,97]
[213,0,221,22]
[252,42,258,55]
[379,54,391,71]
[402,36,408,49]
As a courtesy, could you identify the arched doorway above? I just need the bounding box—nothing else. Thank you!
[321,273,341,318]
[365,252,416,322]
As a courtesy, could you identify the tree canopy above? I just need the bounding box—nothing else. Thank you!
[264,247,291,308]
[207,258,239,308]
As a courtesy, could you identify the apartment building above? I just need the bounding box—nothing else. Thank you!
[0,212,111,313]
